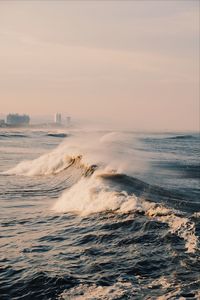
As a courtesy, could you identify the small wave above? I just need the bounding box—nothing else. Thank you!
[166,134,196,140]
[47,133,68,138]
[0,133,28,138]
[2,270,77,300]
[157,161,200,179]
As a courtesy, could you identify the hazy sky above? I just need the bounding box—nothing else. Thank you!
[0,0,199,130]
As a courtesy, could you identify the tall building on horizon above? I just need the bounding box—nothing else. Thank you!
[54,113,62,124]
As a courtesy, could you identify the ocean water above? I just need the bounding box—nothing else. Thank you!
[0,129,199,300]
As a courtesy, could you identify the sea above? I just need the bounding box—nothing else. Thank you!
[0,128,199,300]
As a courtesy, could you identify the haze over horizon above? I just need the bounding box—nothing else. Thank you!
[0,0,199,131]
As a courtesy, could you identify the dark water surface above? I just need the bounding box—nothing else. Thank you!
[0,130,199,299]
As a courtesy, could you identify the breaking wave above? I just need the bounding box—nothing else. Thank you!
[3,132,146,176]
[3,152,93,177]
[53,171,198,253]
[52,173,142,215]
[4,131,199,254]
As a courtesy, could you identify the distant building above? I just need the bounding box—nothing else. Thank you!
[6,114,30,126]
[0,119,5,125]
[54,113,62,124]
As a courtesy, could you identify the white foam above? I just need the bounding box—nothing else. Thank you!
[52,173,142,215]
[59,281,137,300]
[59,278,200,300]
[146,206,198,253]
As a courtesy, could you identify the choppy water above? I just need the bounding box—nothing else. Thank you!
[0,129,199,300]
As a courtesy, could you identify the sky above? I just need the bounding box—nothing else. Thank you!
[0,0,199,131]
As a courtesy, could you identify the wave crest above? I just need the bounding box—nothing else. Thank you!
[52,174,142,215]
[53,173,198,253]
[3,151,94,177]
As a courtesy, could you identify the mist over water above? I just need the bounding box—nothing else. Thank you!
[0,128,199,299]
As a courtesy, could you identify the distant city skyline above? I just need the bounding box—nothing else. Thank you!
[0,0,199,131]
[0,112,73,126]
